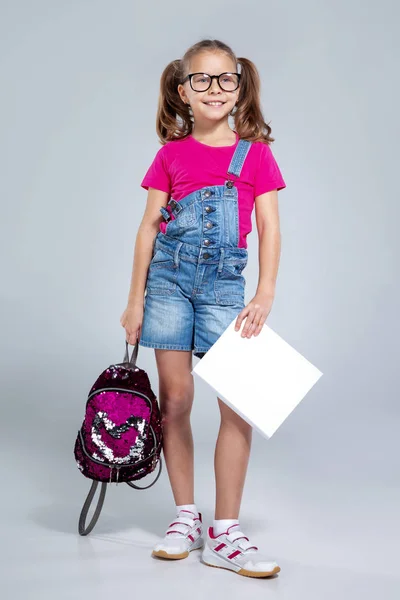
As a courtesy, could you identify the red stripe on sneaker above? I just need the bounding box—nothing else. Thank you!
[197,528,201,534]
[228,550,241,559]
[214,543,226,552]
[188,534,194,542]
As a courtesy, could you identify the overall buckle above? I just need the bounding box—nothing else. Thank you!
[168,199,182,214]
[160,199,182,222]
[159,206,171,221]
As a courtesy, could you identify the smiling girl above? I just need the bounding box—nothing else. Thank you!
[120,38,286,578]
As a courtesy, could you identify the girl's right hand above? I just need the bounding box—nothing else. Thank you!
[120,303,144,345]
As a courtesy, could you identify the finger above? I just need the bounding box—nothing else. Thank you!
[247,310,264,337]
[246,321,256,338]
[241,310,256,336]
[254,315,267,336]
[234,307,249,331]
[244,309,265,337]
[129,330,139,345]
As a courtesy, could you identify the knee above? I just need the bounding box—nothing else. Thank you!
[160,389,193,425]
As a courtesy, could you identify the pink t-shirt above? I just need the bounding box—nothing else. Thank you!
[141,131,286,248]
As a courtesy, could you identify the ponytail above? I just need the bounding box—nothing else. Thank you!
[156,59,193,143]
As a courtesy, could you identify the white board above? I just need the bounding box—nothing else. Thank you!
[191,318,323,439]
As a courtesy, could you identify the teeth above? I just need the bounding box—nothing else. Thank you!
[206,102,223,106]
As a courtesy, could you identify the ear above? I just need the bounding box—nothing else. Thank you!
[177,84,186,104]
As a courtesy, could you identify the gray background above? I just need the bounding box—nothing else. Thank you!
[1,0,399,598]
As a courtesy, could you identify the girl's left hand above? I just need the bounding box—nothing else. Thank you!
[234,291,274,338]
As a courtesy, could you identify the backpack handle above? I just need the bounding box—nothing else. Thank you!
[123,340,139,366]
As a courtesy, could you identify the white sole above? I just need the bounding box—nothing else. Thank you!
[201,544,281,578]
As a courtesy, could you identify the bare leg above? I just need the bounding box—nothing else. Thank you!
[214,397,253,519]
[155,349,195,506]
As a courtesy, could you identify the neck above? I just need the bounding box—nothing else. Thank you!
[191,122,236,143]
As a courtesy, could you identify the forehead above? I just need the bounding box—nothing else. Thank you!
[189,51,236,74]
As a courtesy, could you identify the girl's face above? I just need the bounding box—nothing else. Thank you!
[178,51,240,124]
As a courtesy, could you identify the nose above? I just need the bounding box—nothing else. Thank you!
[210,77,221,93]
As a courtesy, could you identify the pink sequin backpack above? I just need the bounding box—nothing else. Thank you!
[74,341,163,535]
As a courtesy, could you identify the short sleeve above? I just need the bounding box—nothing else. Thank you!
[254,143,286,198]
[141,146,171,194]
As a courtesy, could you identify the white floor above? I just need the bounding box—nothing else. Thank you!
[3,434,399,600]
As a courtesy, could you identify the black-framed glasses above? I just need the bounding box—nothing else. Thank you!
[180,72,241,92]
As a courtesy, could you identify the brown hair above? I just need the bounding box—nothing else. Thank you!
[156,39,275,146]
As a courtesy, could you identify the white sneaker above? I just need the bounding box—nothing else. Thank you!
[201,524,281,578]
[152,509,204,560]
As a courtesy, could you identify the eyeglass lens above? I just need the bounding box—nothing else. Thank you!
[191,73,239,92]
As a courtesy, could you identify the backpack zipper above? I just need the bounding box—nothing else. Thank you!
[108,465,122,485]
[86,386,154,417]
[78,427,160,474]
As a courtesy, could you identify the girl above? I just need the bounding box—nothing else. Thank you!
[120,39,286,578]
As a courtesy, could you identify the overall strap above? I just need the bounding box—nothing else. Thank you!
[228,139,252,177]
[226,139,252,188]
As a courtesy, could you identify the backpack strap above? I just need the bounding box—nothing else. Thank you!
[78,481,107,536]
[123,340,138,366]
[126,455,163,490]
[77,457,162,535]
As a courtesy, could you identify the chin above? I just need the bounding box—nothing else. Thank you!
[198,107,232,120]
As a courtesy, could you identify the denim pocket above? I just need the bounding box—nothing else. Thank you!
[214,262,246,305]
[175,202,196,227]
[146,249,178,295]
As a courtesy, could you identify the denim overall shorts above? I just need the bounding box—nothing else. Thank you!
[139,138,253,359]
